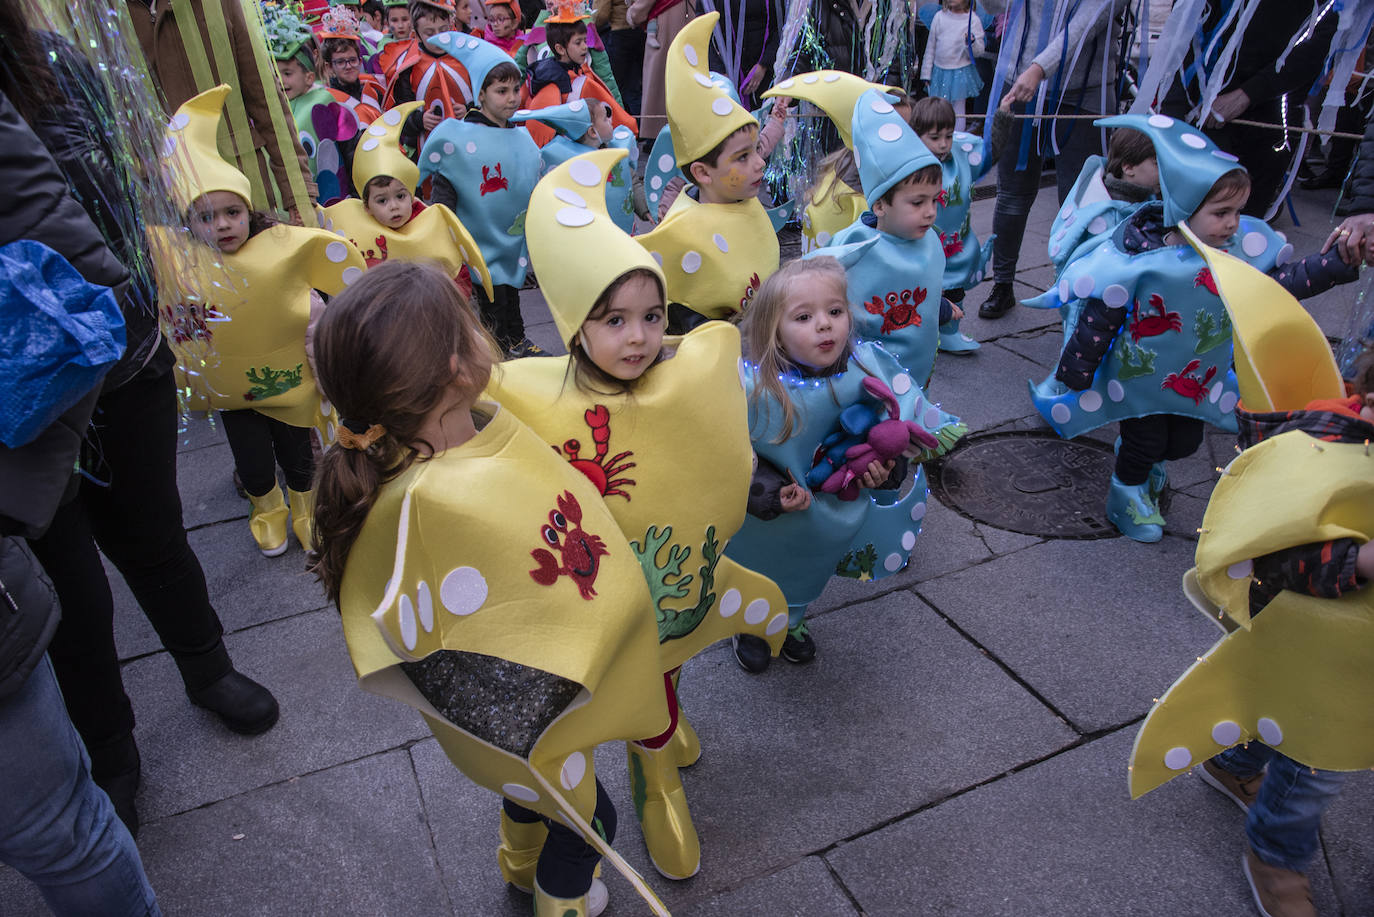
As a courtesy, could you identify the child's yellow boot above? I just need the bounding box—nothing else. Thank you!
[497,809,547,893]
[533,877,609,917]
[669,710,701,768]
[287,488,314,552]
[246,487,289,556]
[626,740,701,880]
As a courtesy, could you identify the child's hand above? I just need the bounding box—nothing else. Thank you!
[858,458,896,489]
[422,102,445,132]
[769,98,791,122]
[779,482,812,512]
[951,302,964,321]
[1357,540,1374,581]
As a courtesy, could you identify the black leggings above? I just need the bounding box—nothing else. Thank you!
[473,283,525,351]
[1115,414,1205,485]
[29,364,231,777]
[503,779,616,898]
[218,408,314,496]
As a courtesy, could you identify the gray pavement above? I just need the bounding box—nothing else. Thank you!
[5,182,1373,916]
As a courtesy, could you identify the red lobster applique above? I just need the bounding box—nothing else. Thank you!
[939,230,964,258]
[1128,294,1182,341]
[1194,268,1219,295]
[480,163,508,196]
[160,302,224,345]
[1161,359,1217,404]
[528,491,609,599]
[935,188,949,207]
[557,405,636,500]
[739,273,761,311]
[864,287,926,334]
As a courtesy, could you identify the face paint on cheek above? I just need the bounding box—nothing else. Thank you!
[723,168,747,192]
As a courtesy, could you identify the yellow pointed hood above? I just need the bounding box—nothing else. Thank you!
[526,149,665,346]
[665,12,757,166]
[161,85,255,212]
[762,70,898,149]
[353,102,424,192]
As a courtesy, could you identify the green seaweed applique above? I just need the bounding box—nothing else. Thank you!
[506,209,527,236]
[629,750,648,820]
[244,363,303,401]
[1115,338,1157,381]
[631,524,724,642]
[836,543,877,580]
[1194,309,1232,354]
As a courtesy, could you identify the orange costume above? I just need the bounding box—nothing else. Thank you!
[382,36,474,117]
[522,60,636,147]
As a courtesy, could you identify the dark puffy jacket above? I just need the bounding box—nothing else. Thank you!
[1346,114,1374,215]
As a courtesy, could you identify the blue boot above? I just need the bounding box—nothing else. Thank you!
[937,317,981,353]
[1106,475,1164,542]
[1147,461,1168,500]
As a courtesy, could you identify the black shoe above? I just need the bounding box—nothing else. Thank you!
[95,767,141,839]
[91,738,141,839]
[506,338,550,358]
[1299,170,1345,191]
[978,282,1016,320]
[188,669,280,735]
[780,622,816,664]
[732,634,771,673]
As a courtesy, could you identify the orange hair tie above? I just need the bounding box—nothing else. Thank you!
[336,422,386,450]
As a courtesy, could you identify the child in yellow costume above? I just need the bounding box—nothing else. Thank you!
[488,149,788,881]
[1129,229,1374,917]
[310,260,674,917]
[155,85,366,557]
[322,101,493,304]
[633,12,780,329]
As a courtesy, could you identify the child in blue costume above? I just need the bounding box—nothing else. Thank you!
[909,96,1014,354]
[1047,126,1159,277]
[808,89,961,400]
[728,257,963,672]
[419,33,544,357]
[509,100,639,233]
[1027,114,1358,542]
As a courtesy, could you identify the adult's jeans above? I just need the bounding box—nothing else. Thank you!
[1211,742,1347,871]
[990,102,1106,284]
[0,655,160,916]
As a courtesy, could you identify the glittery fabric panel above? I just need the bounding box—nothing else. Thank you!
[400,650,582,757]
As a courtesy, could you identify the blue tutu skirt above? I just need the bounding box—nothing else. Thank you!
[929,63,983,101]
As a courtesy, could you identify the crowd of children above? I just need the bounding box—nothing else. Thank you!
[11,1,1369,915]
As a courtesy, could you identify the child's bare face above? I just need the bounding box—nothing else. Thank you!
[919,127,954,162]
[414,10,454,40]
[563,31,589,66]
[1187,187,1249,248]
[365,178,415,229]
[692,125,764,204]
[387,7,412,38]
[591,102,614,143]
[276,60,315,99]
[873,178,941,240]
[486,4,516,37]
[479,78,522,124]
[191,191,250,254]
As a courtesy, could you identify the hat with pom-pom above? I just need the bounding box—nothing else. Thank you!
[763,70,898,149]
[526,149,664,345]
[352,101,424,191]
[161,85,255,211]
[851,88,939,208]
[664,12,756,166]
[1096,113,1247,228]
[510,100,593,141]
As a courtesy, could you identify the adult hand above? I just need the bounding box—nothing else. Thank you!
[741,65,765,99]
[1205,88,1251,126]
[1322,213,1374,266]
[858,458,896,489]
[999,62,1044,110]
[779,482,812,512]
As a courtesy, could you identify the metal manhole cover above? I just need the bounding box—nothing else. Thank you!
[927,431,1120,539]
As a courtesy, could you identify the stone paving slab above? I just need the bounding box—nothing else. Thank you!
[826,726,1343,917]
[176,440,245,531]
[951,282,1060,342]
[925,336,1058,433]
[674,857,859,916]
[1321,770,1374,912]
[915,537,1220,733]
[125,609,429,821]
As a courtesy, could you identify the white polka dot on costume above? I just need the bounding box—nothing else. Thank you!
[1227,559,1253,580]
[815,230,832,246]
[361,138,380,152]
[1062,211,1076,227]
[1275,243,1293,265]
[1087,216,1108,234]
[1218,391,1238,414]
[554,188,587,207]
[1059,277,1071,302]
[1244,231,1269,257]
[1102,284,1130,308]
[1212,150,1239,162]
[1148,114,1174,128]
[1257,717,1283,746]
[437,33,451,45]
[515,109,530,117]
[878,122,903,143]
[883,552,904,572]
[765,612,788,635]
[891,373,911,395]
[169,112,191,131]
[901,529,917,551]
[712,97,733,116]
[325,241,350,263]
[518,257,528,267]
[657,154,675,173]
[1072,274,1096,299]
[1079,390,1102,412]
[681,250,702,273]
[1060,203,1074,219]
[443,142,455,154]
[743,598,769,624]
[823,72,841,82]
[326,421,336,441]
[465,37,480,49]
[320,397,332,415]
[568,100,585,114]
[713,232,729,252]
[568,158,602,188]
[853,150,860,169]
[649,175,662,189]
[912,396,924,415]
[342,266,363,285]
[961,142,974,152]
[465,141,477,154]
[1050,402,1072,425]
[683,45,698,66]
[911,501,927,521]
[778,77,796,89]
[718,588,741,617]
[398,594,417,650]
[650,251,663,266]
[923,407,941,428]
[417,580,434,632]
[428,152,441,163]
[1209,382,1222,404]
[368,124,388,138]
[1163,747,1191,770]
[1107,380,1125,402]
[502,783,539,803]
[870,98,894,114]
[1212,721,1242,746]
[1049,242,1061,256]
[968,151,982,167]
[440,566,488,615]
[559,751,586,790]
[693,73,713,88]
[1180,132,1207,149]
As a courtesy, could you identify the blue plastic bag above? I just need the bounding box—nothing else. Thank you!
[0,239,125,448]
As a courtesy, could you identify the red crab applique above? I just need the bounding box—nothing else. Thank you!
[864,287,926,334]
[528,491,609,599]
[1127,294,1182,341]
[935,188,949,207]
[557,405,635,500]
[480,163,508,196]
[739,273,761,311]
[1194,268,1219,295]
[939,230,964,258]
[1161,359,1218,404]
[160,301,225,345]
